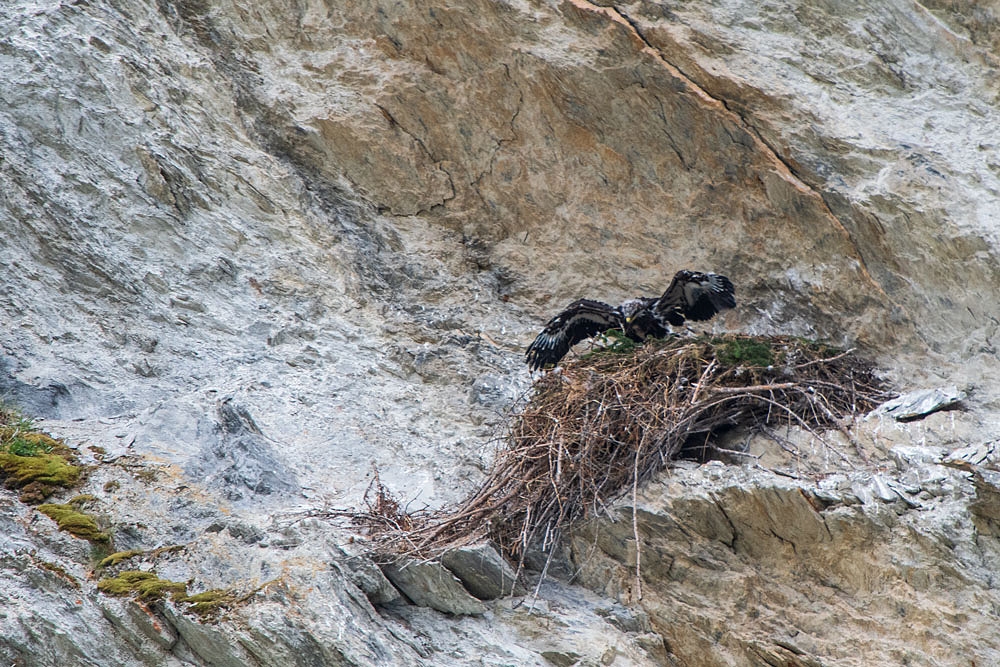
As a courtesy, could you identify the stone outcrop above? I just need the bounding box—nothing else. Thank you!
[381,560,488,616]
[570,429,1000,666]
[441,543,526,599]
[2,0,1000,664]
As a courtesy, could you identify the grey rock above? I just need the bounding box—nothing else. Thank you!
[941,441,998,470]
[540,650,582,667]
[633,633,673,664]
[595,604,653,634]
[381,560,487,616]
[341,555,403,606]
[871,474,897,503]
[197,399,301,501]
[872,387,967,421]
[571,455,1000,666]
[440,543,525,599]
[161,607,254,667]
[970,470,1000,537]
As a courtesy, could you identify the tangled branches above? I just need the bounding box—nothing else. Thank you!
[350,335,889,568]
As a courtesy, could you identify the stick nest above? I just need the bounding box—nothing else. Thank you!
[349,334,890,565]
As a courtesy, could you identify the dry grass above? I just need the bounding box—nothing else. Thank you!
[344,334,889,571]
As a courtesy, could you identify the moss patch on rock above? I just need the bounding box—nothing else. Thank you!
[0,452,81,488]
[99,549,144,568]
[96,572,242,617]
[97,570,188,601]
[37,503,110,543]
[0,413,84,503]
[176,589,240,616]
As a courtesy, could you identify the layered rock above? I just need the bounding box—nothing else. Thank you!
[570,420,1000,666]
[2,0,999,664]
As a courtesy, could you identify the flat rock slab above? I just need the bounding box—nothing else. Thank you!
[441,543,525,599]
[941,441,997,471]
[381,560,487,616]
[872,386,966,421]
[342,554,402,605]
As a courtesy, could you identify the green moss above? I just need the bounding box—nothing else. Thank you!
[97,570,188,601]
[177,589,238,616]
[581,329,640,360]
[715,338,775,367]
[37,503,110,543]
[0,452,81,488]
[1,427,60,450]
[99,549,144,568]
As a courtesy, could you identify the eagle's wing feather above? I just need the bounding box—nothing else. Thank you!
[526,299,623,371]
[655,271,735,325]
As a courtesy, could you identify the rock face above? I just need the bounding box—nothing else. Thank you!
[571,443,1000,666]
[1,0,1000,664]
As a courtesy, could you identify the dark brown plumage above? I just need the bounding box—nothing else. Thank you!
[525,270,735,371]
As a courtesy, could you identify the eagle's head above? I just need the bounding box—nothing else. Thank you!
[674,269,703,282]
[619,298,648,323]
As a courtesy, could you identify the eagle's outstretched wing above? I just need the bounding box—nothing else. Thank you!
[655,270,735,326]
[526,299,624,371]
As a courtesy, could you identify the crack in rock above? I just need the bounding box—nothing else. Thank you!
[374,103,457,216]
[567,0,894,304]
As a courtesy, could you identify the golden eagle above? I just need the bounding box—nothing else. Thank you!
[525,270,735,371]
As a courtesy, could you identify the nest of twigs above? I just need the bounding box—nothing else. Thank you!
[349,334,889,568]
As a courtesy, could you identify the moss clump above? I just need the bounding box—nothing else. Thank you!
[6,434,52,457]
[99,549,144,568]
[176,589,238,616]
[714,337,775,367]
[37,503,110,543]
[97,572,241,616]
[1,426,65,453]
[0,452,82,503]
[0,417,83,503]
[0,452,80,487]
[97,570,187,601]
